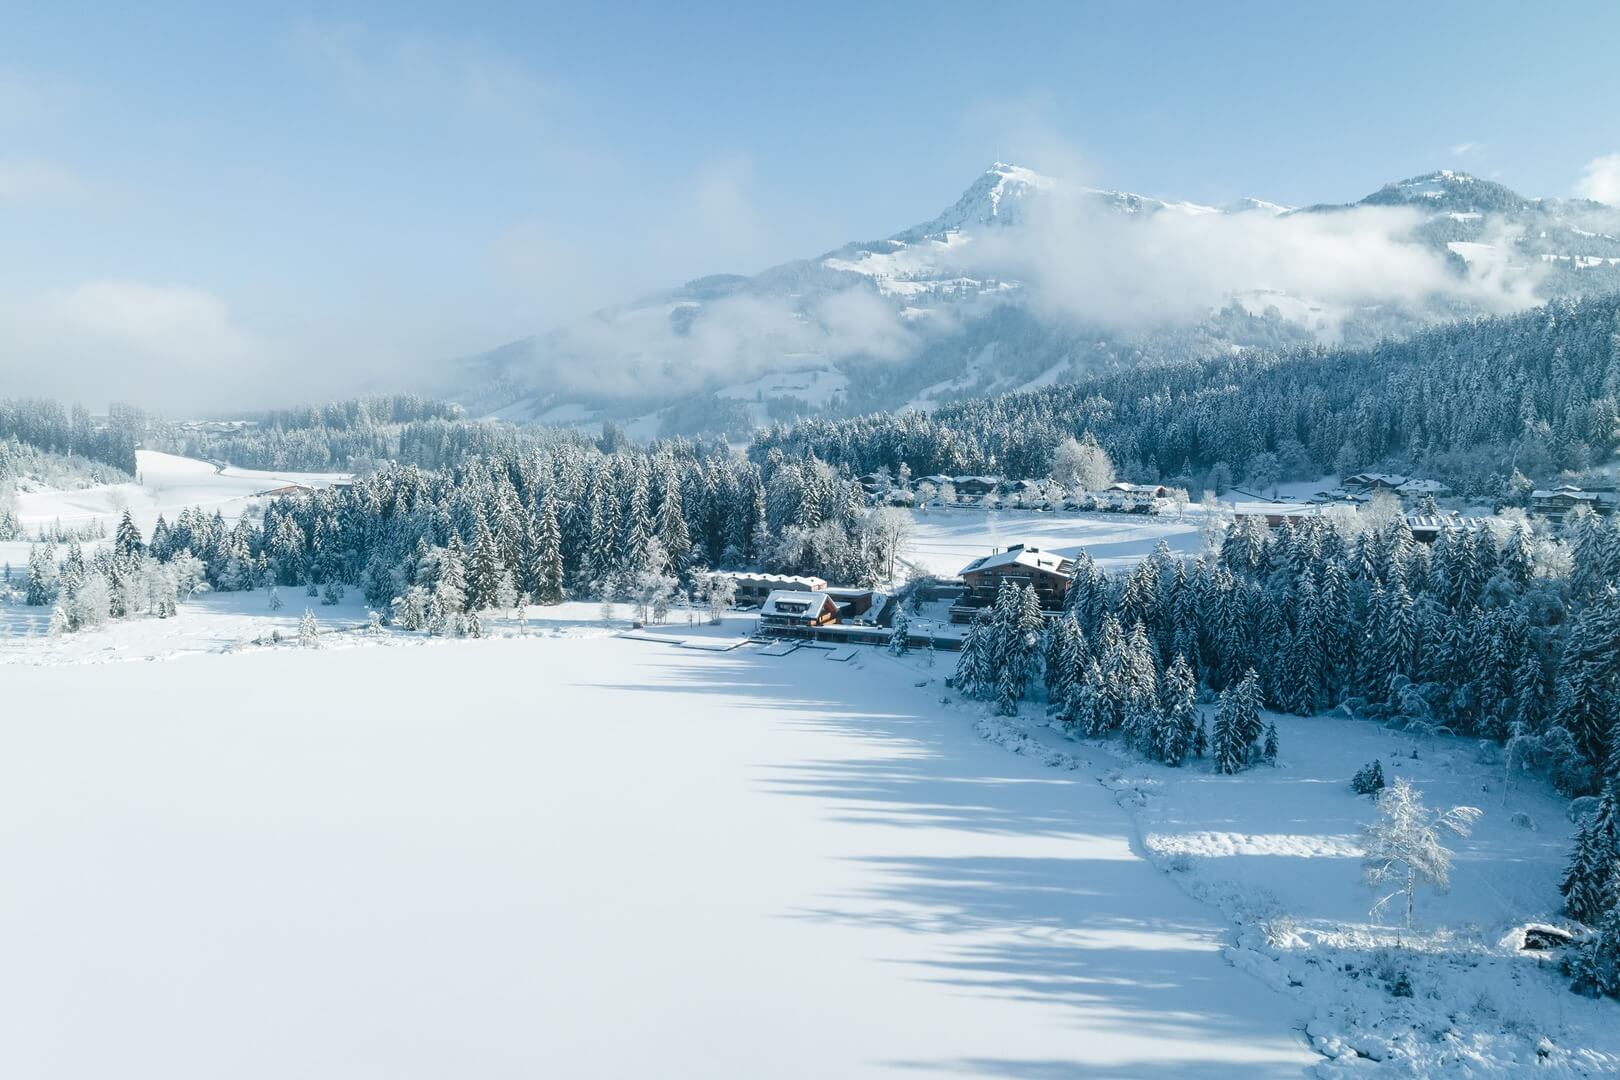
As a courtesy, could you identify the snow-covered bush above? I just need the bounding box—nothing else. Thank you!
[1351,759,1386,796]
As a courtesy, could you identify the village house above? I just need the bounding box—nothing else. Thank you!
[759,590,840,628]
[712,571,829,606]
[1531,485,1619,522]
[951,476,999,498]
[951,544,1076,622]
[1343,473,1409,494]
[1396,479,1451,499]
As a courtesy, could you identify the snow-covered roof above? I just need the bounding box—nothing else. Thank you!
[761,591,834,618]
[1343,473,1409,488]
[1405,515,1486,533]
[712,571,829,589]
[958,544,1074,578]
[1396,479,1451,495]
[1531,486,1615,501]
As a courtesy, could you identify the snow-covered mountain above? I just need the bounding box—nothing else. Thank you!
[446,164,1620,439]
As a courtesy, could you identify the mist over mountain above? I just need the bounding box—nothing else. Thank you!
[445,164,1620,439]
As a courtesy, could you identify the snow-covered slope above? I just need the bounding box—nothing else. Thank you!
[446,165,1620,439]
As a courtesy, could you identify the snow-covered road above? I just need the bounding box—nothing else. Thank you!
[0,635,1313,1078]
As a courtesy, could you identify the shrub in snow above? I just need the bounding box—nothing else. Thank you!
[267,586,283,612]
[1351,759,1386,796]
[366,610,384,636]
[1361,776,1480,930]
[321,579,343,605]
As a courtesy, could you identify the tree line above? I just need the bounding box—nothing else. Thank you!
[749,294,1620,501]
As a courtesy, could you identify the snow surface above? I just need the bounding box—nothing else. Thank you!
[1,450,348,572]
[968,705,1620,1077]
[902,506,1205,578]
[0,619,1316,1079]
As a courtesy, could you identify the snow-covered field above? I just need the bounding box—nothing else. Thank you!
[4,459,1613,1076]
[975,709,1620,1076]
[1,624,1316,1079]
[1,450,348,572]
[903,506,1206,578]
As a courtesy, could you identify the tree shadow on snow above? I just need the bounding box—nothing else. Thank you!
[595,651,1315,1077]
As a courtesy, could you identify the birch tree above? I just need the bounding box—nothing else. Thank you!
[1361,777,1480,930]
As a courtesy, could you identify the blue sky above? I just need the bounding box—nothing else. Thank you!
[4,1,1619,410]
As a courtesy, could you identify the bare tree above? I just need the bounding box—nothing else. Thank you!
[866,506,913,584]
[1361,777,1480,930]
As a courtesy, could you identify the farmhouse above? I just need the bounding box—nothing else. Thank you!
[759,591,840,627]
[951,544,1076,622]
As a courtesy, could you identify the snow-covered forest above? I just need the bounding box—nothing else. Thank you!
[752,293,1620,501]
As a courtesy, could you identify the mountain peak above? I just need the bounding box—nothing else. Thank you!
[1359,170,1531,214]
[895,162,1056,241]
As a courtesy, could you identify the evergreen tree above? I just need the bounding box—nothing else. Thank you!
[114,510,144,558]
[1564,786,1620,924]
[535,487,565,604]
[1157,653,1199,766]
[888,605,911,656]
[298,608,321,648]
[955,609,994,699]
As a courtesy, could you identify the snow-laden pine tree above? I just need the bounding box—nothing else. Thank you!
[888,604,911,656]
[1212,668,1262,774]
[1361,776,1480,930]
[25,544,56,606]
[114,510,143,558]
[954,609,994,700]
[1156,653,1199,766]
[1563,863,1620,997]
[298,608,321,649]
[1043,614,1082,707]
[535,487,565,604]
[1564,783,1620,924]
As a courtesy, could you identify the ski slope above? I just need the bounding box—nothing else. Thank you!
[0,633,1315,1079]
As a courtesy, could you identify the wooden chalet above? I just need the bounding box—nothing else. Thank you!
[759,591,840,628]
[951,544,1076,623]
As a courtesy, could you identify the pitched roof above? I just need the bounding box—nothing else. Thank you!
[958,544,1074,578]
[761,590,834,617]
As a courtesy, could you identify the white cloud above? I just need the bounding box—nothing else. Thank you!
[956,186,1543,338]
[1575,153,1620,206]
[526,286,918,403]
[0,281,269,413]
[1450,141,1478,158]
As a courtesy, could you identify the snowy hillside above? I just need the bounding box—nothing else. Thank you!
[445,164,1620,439]
[0,450,348,575]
